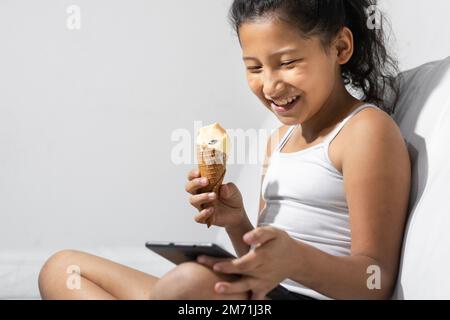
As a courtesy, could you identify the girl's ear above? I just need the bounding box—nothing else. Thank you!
[334,27,354,65]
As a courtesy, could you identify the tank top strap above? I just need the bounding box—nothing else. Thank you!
[274,103,378,153]
[276,125,298,152]
[323,103,379,146]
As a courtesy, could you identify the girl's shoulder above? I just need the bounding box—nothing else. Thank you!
[329,106,403,174]
[338,106,407,164]
[341,106,398,139]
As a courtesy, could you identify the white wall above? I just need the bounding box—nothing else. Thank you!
[380,0,450,70]
[0,0,269,252]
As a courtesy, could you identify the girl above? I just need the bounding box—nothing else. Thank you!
[38,0,411,300]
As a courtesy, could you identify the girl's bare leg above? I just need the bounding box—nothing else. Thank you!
[39,250,248,300]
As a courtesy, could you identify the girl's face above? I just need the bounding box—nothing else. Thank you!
[239,18,351,126]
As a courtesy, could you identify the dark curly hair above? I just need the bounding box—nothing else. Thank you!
[229,0,400,115]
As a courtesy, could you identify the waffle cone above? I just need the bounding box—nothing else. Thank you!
[197,146,227,227]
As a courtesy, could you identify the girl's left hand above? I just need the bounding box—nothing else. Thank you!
[197,226,298,300]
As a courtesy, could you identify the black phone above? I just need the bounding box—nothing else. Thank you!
[145,241,236,265]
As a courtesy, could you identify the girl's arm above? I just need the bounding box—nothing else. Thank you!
[225,217,253,257]
[288,239,395,299]
[287,110,411,299]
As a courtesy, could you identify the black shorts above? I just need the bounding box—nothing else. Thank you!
[266,285,317,300]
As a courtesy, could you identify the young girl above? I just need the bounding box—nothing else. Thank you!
[38,0,411,300]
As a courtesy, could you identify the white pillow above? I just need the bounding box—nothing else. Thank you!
[391,56,450,299]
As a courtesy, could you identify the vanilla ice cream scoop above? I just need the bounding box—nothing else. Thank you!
[196,123,229,161]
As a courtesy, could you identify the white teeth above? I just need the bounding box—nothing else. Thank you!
[273,96,298,106]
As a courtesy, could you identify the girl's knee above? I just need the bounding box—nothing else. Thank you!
[38,249,81,297]
[150,262,247,300]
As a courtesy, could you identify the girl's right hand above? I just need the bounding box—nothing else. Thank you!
[185,169,247,229]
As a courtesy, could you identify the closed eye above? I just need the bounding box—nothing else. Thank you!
[246,59,302,72]
[247,66,262,73]
[281,59,301,67]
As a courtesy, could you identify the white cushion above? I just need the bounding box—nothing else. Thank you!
[391,56,450,299]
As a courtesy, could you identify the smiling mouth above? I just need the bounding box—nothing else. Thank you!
[269,95,301,113]
[270,95,300,107]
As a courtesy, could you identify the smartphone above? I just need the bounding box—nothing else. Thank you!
[145,241,236,265]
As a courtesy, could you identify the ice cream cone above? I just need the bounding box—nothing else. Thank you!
[196,123,229,228]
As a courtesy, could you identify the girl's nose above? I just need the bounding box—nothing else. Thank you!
[262,72,286,99]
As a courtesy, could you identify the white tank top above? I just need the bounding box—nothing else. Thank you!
[260,103,379,300]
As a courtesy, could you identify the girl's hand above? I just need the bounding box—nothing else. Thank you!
[185,169,248,228]
[196,226,298,300]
